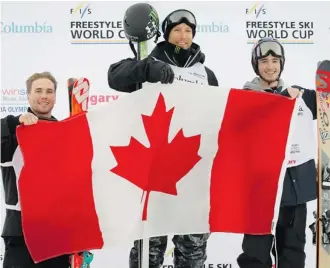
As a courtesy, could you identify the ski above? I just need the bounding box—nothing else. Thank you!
[70,251,94,268]
[315,60,330,267]
[67,77,94,268]
[136,40,150,268]
[68,77,90,117]
[67,78,77,114]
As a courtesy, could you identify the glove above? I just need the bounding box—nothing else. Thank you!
[147,60,174,84]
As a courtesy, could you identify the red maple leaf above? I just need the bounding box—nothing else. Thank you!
[109,93,201,220]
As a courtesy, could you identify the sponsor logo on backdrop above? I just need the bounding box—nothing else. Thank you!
[0,88,29,114]
[69,2,128,45]
[203,265,232,268]
[159,20,229,34]
[88,94,120,106]
[70,3,92,19]
[245,2,314,45]
[245,3,267,18]
[0,22,52,34]
[163,248,232,268]
[196,22,229,33]
[163,263,233,268]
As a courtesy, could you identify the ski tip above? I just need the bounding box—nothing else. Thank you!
[73,78,90,90]
[316,60,330,93]
[68,77,78,84]
[67,78,78,91]
[317,60,330,70]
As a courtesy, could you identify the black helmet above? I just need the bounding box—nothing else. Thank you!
[123,3,159,43]
[251,37,285,76]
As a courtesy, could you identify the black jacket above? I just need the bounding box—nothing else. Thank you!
[1,108,57,237]
[243,77,317,206]
[282,85,317,206]
[108,41,218,92]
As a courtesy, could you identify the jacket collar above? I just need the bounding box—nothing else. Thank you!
[28,107,57,121]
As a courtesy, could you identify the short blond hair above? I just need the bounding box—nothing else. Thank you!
[26,72,57,93]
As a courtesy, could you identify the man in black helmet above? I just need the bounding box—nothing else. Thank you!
[237,37,317,268]
[108,8,218,268]
[108,9,218,91]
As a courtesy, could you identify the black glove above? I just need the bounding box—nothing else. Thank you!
[147,60,174,84]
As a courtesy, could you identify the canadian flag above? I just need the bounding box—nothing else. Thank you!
[17,84,299,262]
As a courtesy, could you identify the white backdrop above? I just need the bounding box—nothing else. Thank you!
[1,1,330,267]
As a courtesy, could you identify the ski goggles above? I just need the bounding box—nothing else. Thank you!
[255,41,284,58]
[166,9,197,27]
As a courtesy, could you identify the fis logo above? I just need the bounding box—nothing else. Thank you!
[70,3,92,19]
[246,3,266,18]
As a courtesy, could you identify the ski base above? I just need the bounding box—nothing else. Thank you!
[316,60,330,267]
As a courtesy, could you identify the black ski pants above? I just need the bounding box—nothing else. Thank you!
[3,236,70,268]
[237,203,307,268]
